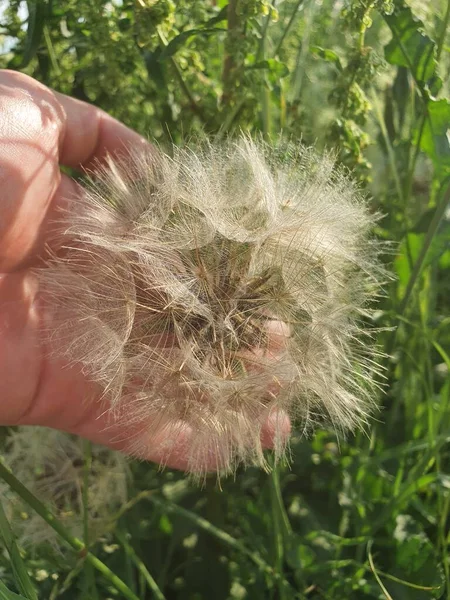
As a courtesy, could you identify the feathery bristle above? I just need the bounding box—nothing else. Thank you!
[36,135,384,476]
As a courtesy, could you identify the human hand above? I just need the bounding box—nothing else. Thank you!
[0,70,289,471]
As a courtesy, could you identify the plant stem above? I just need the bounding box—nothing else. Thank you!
[384,182,449,363]
[368,541,396,600]
[257,1,275,62]
[358,2,376,52]
[370,87,404,205]
[217,96,247,136]
[269,466,289,600]
[82,440,98,600]
[116,530,166,600]
[43,25,60,76]
[0,501,38,600]
[370,87,414,269]
[148,495,273,576]
[0,461,140,600]
[274,0,304,57]
[82,440,92,549]
[261,84,271,139]
[290,0,315,101]
[398,182,450,317]
[381,14,432,108]
[259,1,276,139]
[222,0,240,108]
[437,0,450,62]
[155,26,204,121]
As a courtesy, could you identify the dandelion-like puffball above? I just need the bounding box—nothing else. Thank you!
[37,136,382,475]
[1,428,129,548]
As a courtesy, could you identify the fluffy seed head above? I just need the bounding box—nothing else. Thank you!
[36,135,383,476]
[1,428,129,549]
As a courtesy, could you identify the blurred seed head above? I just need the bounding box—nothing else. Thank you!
[36,135,384,476]
[1,428,129,549]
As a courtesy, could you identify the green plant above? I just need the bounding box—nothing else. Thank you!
[0,1,449,598]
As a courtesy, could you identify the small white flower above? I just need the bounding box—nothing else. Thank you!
[35,569,49,582]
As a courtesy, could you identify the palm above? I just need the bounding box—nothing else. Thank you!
[0,70,287,471]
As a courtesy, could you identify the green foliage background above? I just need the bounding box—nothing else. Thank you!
[0,0,449,598]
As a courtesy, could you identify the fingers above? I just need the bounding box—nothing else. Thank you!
[54,91,148,169]
[1,271,289,472]
[16,354,289,472]
[260,409,291,449]
[0,72,63,270]
[0,70,147,169]
[0,70,292,471]
[0,70,149,270]
[0,273,42,423]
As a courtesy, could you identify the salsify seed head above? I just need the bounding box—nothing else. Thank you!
[1,428,129,549]
[37,135,383,476]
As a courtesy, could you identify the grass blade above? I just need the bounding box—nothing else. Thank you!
[0,581,30,600]
[0,461,140,600]
[0,502,37,600]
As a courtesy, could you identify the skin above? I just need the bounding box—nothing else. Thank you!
[0,70,290,472]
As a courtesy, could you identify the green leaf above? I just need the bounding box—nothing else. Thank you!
[423,216,450,269]
[246,58,289,78]
[384,6,437,83]
[411,207,438,234]
[390,515,445,598]
[143,48,166,87]
[159,28,226,60]
[11,545,39,600]
[0,581,29,600]
[310,45,343,71]
[159,514,173,535]
[392,67,410,134]
[0,503,37,600]
[21,0,48,68]
[285,536,316,571]
[204,5,229,26]
[417,98,450,174]
[394,233,423,290]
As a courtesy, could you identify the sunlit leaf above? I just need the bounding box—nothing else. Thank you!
[310,45,343,71]
[418,98,450,174]
[246,58,289,78]
[384,7,437,84]
[160,28,226,60]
